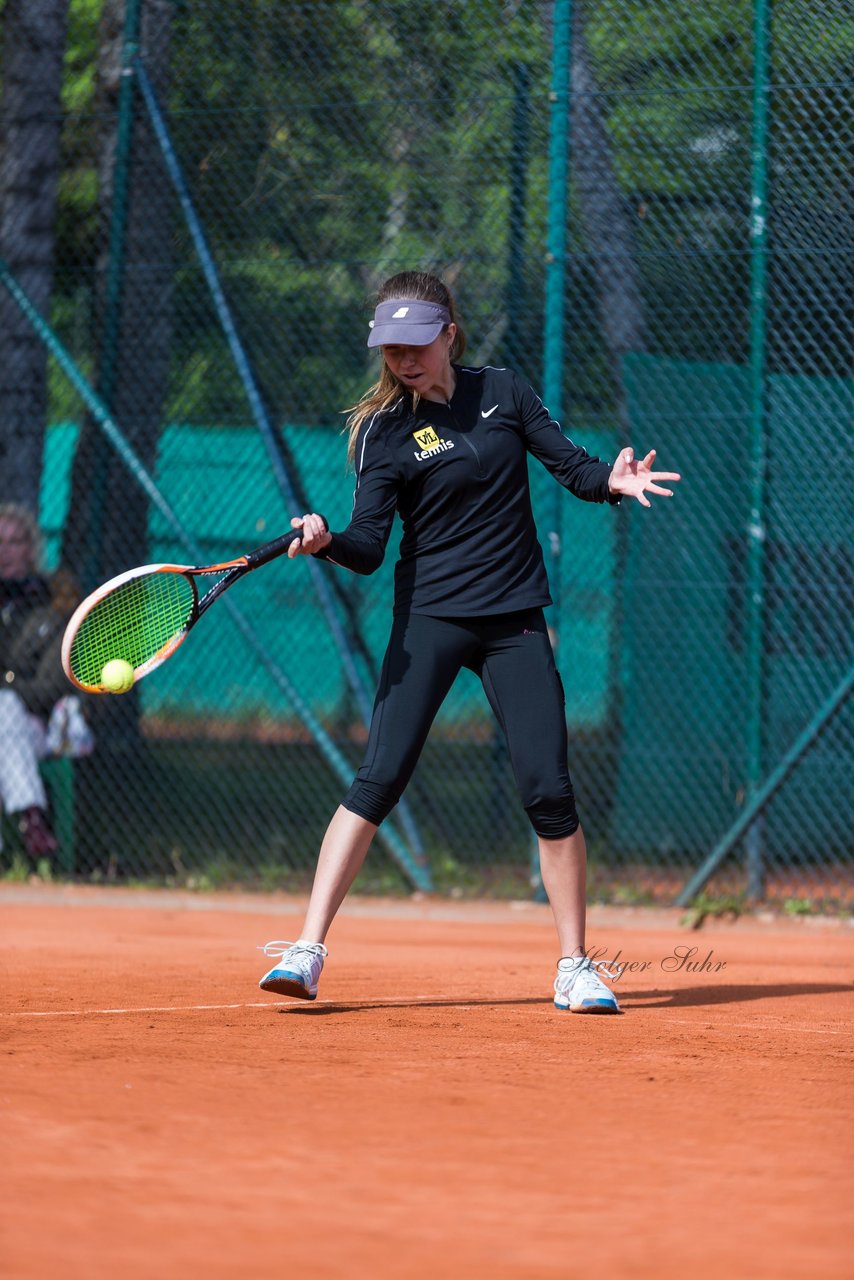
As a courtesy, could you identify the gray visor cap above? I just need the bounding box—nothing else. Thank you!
[367,299,451,348]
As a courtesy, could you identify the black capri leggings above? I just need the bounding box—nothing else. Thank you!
[342,608,579,839]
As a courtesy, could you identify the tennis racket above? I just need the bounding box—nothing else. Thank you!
[61,520,327,694]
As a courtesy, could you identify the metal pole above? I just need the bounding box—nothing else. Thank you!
[543,0,572,447]
[0,258,433,893]
[133,57,428,877]
[744,0,772,898]
[533,0,573,897]
[543,0,574,627]
[86,0,142,589]
[488,63,530,838]
[100,0,141,406]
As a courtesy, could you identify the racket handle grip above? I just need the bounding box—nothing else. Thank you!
[244,515,329,569]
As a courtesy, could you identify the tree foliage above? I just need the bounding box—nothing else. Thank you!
[18,0,854,440]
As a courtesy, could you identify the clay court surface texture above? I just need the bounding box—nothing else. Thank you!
[2,884,852,1279]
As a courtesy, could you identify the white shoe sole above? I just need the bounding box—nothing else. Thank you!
[554,998,620,1014]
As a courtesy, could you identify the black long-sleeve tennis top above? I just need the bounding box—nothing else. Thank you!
[316,364,619,616]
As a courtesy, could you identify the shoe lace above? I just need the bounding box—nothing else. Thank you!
[258,939,328,960]
[555,955,617,995]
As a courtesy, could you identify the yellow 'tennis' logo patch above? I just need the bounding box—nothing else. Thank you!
[412,426,440,451]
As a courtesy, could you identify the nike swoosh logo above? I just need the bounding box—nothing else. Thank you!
[481,405,499,418]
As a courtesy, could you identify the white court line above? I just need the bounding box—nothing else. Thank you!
[2,997,435,1018]
[0,999,850,1034]
[4,1001,288,1017]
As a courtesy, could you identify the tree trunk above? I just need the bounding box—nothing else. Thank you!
[571,14,646,421]
[63,0,173,589]
[0,0,70,512]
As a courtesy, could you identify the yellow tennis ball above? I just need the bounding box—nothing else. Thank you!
[101,658,135,694]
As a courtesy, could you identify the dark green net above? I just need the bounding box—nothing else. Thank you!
[70,571,197,688]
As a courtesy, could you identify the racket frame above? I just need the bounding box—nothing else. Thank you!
[61,523,320,694]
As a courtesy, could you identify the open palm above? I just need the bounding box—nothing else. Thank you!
[608,448,681,507]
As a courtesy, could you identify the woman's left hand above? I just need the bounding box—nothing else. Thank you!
[608,448,681,507]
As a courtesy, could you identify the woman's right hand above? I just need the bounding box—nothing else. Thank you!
[288,513,332,558]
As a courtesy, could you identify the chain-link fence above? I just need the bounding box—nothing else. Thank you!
[1,0,851,909]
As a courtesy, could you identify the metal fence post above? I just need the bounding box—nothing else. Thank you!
[543,0,573,569]
[84,0,142,591]
[745,0,772,898]
[533,0,574,898]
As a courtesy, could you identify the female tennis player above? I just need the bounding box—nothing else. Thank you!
[258,271,680,1013]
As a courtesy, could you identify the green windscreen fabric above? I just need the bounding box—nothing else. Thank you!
[42,420,616,730]
[41,371,854,860]
[530,423,618,730]
[612,354,853,855]
[41,370,852,855]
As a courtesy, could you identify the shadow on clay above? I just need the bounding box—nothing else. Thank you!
[276,982,853,1014]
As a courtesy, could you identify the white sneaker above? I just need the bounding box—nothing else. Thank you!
[258,939,328,1000]
[554,955,620,1014]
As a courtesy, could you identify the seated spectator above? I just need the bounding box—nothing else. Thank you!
[0,503,85,860]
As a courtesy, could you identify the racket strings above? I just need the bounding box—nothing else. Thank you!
[69,571,197,687]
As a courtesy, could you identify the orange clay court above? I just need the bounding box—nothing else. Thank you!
[1,884,852,1280]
